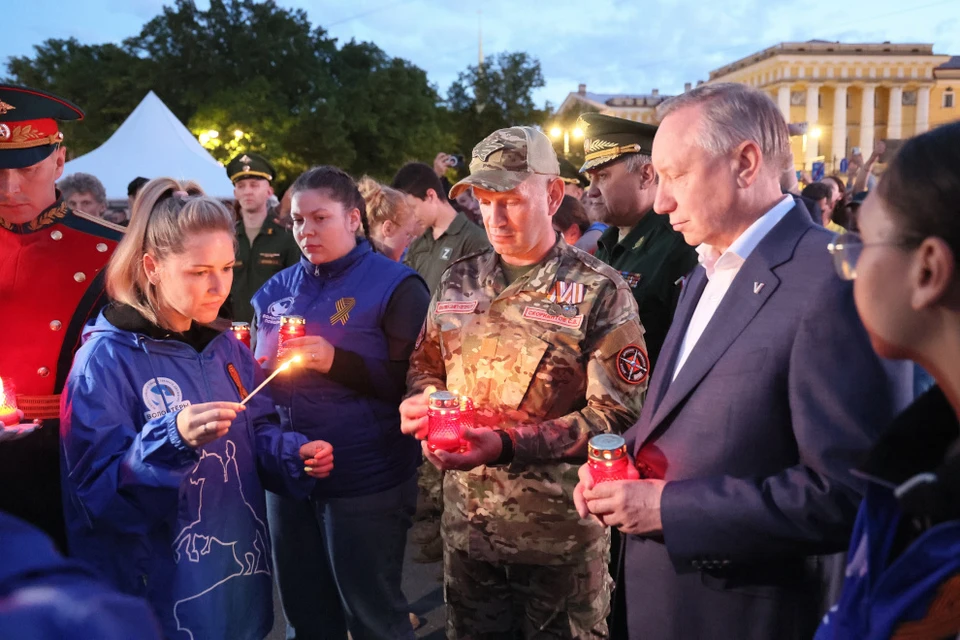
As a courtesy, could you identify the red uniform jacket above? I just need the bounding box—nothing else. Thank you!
[0,197,123,548]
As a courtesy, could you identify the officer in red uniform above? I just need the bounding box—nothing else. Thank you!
[0,85,124,549]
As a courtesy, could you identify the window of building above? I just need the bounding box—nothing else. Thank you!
[945,88,955,109]
[818,93,822,109]
[903,90,918,106]
[846,93,852,109]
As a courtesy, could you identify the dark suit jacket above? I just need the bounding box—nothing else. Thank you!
[621,203,913,640]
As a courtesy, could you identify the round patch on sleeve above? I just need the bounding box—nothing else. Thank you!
[616,345,649,385]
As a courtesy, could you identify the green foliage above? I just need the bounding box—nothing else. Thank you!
[3,0,548,190]
[446,52,550,158]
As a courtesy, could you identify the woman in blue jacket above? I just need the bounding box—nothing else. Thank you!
[818,122,960,638]
[60,178,334,640]
[252,166,429,640]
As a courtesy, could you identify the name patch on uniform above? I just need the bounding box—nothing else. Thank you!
[616,345,649,385]
[522,306,584,329]
[226,364,248,400]
[141,377,191,420]
[436,301,478,315]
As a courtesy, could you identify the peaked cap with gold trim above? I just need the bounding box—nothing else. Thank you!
[226,152,275,183]
[577,112,657,173]
[0,84,84,170]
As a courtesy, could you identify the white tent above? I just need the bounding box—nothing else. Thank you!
[63,91,235,200]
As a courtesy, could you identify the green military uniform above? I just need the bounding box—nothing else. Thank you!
[578,112,698,368]
[404,210,490,294]
[226,153,300,323]
[232,213,300,322]
[411,126,648,639]
[595,214,697,367]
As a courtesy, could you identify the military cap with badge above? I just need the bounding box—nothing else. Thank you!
[577,112,658,173]
[0,84,84,170]
[226,152,275,183]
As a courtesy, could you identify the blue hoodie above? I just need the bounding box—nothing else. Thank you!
[0,511,163,640]
[60,309,314,640]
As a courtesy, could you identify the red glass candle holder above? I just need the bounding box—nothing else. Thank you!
[427,391,471,453]
[0,377,21,427]
[232,322,252,349]
[277,315,306,360]
[588,434,630,483]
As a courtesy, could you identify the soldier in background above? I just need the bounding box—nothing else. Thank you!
[579,113,698,367]
[400,126,647,638]
[226,152,299,323]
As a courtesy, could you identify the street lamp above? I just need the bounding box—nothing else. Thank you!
[550,125,581,156]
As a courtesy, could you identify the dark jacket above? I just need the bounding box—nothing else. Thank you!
[621,202,914,640]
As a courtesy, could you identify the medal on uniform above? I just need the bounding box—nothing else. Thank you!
[620,271,642,288]
[547,281,585,318]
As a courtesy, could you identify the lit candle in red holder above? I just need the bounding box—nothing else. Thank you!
[232,322,251,349]
[277,315,306,360]
[588,434,630,483]
[427,391,471,453]
[0,378,22,427]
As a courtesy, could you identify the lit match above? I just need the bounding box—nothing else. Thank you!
[240,355,302,406]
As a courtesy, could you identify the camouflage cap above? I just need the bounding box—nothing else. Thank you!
[577,113,658,173]
[449,126,560,199]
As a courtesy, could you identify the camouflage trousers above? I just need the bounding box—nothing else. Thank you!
[417,456,444,516]
[444,547,612,639]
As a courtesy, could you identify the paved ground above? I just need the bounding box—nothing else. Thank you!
[266,537,446,639]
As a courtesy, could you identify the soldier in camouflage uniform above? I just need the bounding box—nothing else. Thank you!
[400,126,648,639]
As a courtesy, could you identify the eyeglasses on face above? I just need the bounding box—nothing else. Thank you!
[827,232,922,280]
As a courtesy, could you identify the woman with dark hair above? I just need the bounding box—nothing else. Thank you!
[818,122,960,638]
[252,166,429,639]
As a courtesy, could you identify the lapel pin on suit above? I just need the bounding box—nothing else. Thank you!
[753,282,765,294]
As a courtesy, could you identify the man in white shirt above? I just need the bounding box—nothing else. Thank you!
[574,82,913,640]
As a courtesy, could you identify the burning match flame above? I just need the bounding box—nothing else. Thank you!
[240,355,303,406]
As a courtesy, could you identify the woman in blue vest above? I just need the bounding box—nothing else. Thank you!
[60,178,334,640]
[252,166,429,639]
[818,122,960,638]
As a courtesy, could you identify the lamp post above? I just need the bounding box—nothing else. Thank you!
[549,125,584,156]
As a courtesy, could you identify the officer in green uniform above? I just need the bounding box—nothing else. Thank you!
[226,152,300,323]
[578,113,698,367]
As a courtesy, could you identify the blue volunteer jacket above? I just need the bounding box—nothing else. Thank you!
[816,386,960,639]
[0,511,163,639]
[60,308,315,640]
[252,239,421,498]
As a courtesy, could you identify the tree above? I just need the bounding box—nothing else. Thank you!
[3,0,460,185]
[447,52,550,157]
[4,39,152,158]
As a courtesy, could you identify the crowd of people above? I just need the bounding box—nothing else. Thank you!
[1,76,959,640]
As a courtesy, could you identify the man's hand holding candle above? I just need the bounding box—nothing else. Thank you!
[176,402,246,448]
[422,427,504,471]
[573,461,666,535]
[299,440,334,478]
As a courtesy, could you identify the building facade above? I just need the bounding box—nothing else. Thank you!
[557,41,960,172]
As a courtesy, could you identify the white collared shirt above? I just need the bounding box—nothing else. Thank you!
[671,195,795,381]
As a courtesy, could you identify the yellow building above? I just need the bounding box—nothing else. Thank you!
[559,41,960,173]
[709,41,957,171]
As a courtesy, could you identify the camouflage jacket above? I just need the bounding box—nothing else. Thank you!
[407,239,647,565]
